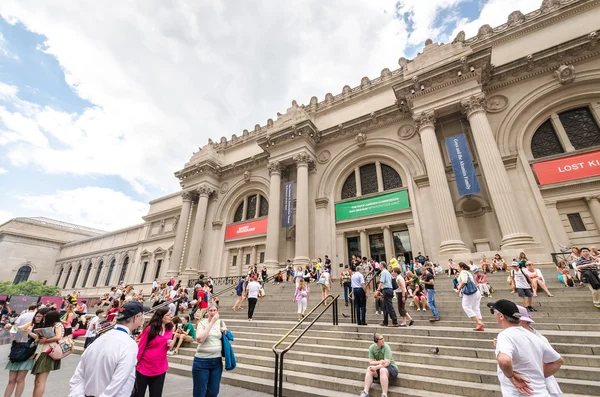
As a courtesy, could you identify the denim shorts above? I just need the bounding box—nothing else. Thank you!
[517,288,533,298]
[374,366,398,379]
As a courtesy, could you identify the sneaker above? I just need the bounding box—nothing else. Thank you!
[423,308,427,312]
[416,308,421,311]
[594,303,600,309]
[167,350,175,356]
[527,306,537,312]
[381,394,388,397]
[359,392,370,397]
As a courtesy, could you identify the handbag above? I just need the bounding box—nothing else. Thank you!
[9,340,36,363]
[47,337,74,360]
[462,274,478,295]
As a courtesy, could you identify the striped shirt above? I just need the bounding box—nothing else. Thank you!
[195,319,227,359]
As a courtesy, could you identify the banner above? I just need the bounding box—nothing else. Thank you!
[225,218,268,240]
[8,295,39,314]
[532,150,600,185]
[335,190,410,221]
[282,181,294,227]
[39,296,63,308]
[445,134,480,196]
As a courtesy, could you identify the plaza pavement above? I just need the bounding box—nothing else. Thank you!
[0,344,270,397]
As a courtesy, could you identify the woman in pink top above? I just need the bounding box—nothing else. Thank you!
[133,306,174,397]
[474,269,492,298]
[293,279,310,321]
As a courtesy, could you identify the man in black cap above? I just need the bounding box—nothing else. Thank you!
[575,247,600,308]
[69,301,150,397]
[488,299,564,397]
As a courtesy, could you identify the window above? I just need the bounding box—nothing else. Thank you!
[567,213,586,232]
[72,264,82,288]
[232,194,269,222]
[63,266,72,289]
[119,256,129,284]
[360,164,378,195]
[55,267,63,287]
[154,259,163,280]
[232,255,237,267]
[14,265,32,284]
[93,262,103,287]
[105,259,116,286]
[246,253,251,265]
[140,261,149,283]
[558,107,600,150]
[531,120,564,159]
[82,263,92,288]
[259,252,265,263]
[341,162,403,199]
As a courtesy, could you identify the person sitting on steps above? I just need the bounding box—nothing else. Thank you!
[359,333,398,397]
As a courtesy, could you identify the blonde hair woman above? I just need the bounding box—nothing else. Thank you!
[294,279,309,321]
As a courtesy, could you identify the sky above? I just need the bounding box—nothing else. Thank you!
[0,0,542,231]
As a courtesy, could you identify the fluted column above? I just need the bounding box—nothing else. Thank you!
[461,95,535,248]
[414,111,468,253]
[382,225,394,263]
[185,185,213,276]
[237,247,244,276]
[359,229,369,258]
[293,152,312,267]
[586,196,600,231]
[264,161,282,273]
[167,191,193,277]
[251,245,258,265]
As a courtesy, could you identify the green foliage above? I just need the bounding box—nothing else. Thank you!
[0,280,61,297]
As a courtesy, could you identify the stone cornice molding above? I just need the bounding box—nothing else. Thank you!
[460,94,487,118]
[0,231,69,246]
[256,119,321,152]
[315,197,329,209]
[267,161,282,176]
[413,111,436,132]
[585,195,600,202]
[56,243,139,263]
[175,152,270,182]
[413,174,430,188]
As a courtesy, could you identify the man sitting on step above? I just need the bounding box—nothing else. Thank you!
[360,333,398,397]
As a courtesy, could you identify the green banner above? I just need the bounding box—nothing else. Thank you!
[335,190,410,221]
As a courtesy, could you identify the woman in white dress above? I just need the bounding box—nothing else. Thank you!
[456,262,484,331]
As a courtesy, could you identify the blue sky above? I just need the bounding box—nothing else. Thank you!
[0,0,541,230]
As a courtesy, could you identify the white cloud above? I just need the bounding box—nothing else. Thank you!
[451,0,541,40]
[0,167,7,174]
[0,209,13,224]
[16,187,149,231]
[396,0,464,45]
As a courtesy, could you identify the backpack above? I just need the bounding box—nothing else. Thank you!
[391,276,399,290]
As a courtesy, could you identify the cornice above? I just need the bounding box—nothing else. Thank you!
[56,243,139,263]
[0,231,69,246]
[60,224,143,248]
[138,234,176,245]
[175,152,271,182]
[414,174,430,188]
[256,119,321,152]
[142,208,181,222]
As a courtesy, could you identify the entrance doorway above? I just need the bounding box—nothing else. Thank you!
[369,233,386,263]
[346,236,361,264]
[393,230,413,263]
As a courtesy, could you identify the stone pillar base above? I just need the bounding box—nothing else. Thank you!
[180,269,199,282]
[264,260,282,277]
[500,233,536,249]
[293,256,311,267]
[439,240,471,254]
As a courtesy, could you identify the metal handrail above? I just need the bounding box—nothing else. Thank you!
[271,294,339,397]
[210,267,287,298]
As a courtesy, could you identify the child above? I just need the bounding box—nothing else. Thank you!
[84,309,105,349]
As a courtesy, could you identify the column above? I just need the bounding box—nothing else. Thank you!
[405,220,424,255]
[461,95,535,248]
[414,111,469,253]
[586,196,600,231]
[336,231,346,272]
[293,152,312,267]
[545,201,570,252]
[376,162,384,192]
[167,191,193,276]
[251,245,257,265]
[264,161,282,273]
[382,225,394,263]
[355,167,362,196]
[185,185,213,276]
[359,229,369,258]
[237,247,244,276]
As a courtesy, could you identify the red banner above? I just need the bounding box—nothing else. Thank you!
[532,150,600,185]
[39,296,64,308]
[225,218,268,240]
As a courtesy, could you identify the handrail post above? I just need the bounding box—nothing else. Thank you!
[350,293,355,324]
[273,352,279,397]
[278,352,285,397]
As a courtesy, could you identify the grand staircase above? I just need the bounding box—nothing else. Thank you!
[74,266,600,396]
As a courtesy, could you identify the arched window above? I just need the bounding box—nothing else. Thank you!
[119,256,129,284]
[531,120,564,159]
[558,107,600,149]
[232,194,269,222]
[63,266,72,289]
[71,264,82,288]
[13,265,32,284]
[82,263,92,288]
[55,267,63,287]
[93,261,103,287]
[341,162,403,199]
[105,259,116,286]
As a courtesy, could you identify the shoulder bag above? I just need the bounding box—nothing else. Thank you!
[461,272,477,295]
[9,340,36,363]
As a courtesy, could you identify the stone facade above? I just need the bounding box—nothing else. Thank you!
[3,0,600,295]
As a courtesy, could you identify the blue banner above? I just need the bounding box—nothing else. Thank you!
[445,134,480,196]
[282,181,294,227]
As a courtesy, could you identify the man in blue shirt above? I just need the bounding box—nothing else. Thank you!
[377,262,398,327]
[351,266,368,325]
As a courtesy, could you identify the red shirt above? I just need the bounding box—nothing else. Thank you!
[106,307,119,322]
[198,290,208,309]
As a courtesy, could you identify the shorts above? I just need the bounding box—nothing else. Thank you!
[321,284,329,291]
[236,291,243,297]
[517,288,533,298]
[182,335,194,343]
[373,366,399,379]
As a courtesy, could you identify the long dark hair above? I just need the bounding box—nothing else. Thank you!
[32,308,50,330]
[43,310,61,328]
[144,306,173,343]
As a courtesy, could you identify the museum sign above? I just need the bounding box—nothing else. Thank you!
[532,150,600,185]
[225,218,268,240]
[335,190,410,221]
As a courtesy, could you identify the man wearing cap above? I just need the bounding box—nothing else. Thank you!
[575,247,600,308]
[488,299,564,396]
[69,301,150,397]
[352,265,368,325]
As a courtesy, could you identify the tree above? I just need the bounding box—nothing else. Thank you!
[0,281,61,297]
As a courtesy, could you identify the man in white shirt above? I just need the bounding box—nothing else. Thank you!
[69,301,149,397]
[11,305,36,342]
[244,276,262,321]
[488,299,564,397]
[84,309,105,350]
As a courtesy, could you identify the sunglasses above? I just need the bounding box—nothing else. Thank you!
[490,308,498,315]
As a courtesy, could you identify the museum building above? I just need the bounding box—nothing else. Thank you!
[2,0,600,294]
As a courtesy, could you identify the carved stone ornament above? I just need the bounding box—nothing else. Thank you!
[507,10,525,26]
[540,0,560,13]
[268,161,282,176]
[555,64,575,85]
[360,76,371,88]
[317,150,331,164]
[485,95,509,113]
[590,31,598,47]
[397,124,417,140]
[197,185,213,197]
[160,219,165,227]
[220,182,229,194]
[477,24,493,39]
[413,111,436,131]
[355,132,367,147]
[342,85,352,95]
[173,215,180,229]
[293,152,312,166]
[452,31,465,44]
[243,170,251,182]
[461,95,487,117]
[324,93,334,103]
[380,68,392,79]
[267,118,274,127]
[181,190,193,201]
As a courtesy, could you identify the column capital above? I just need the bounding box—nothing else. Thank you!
[293,151,314,167]
[358,229,367,234]
[268,161,282,176]
[381,224,390,231]
[405,219,415,226]
[585,195,600,202]
[413,111,436,131]
[196,185,214,198]
[181,190,193,202]
[460,94,486,118]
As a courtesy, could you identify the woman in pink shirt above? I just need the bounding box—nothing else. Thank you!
[133,306,174,397]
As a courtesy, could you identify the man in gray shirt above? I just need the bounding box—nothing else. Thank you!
[377,262,398,327]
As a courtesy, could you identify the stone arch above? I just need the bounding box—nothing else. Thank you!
[13,262,33,284]
[496,69,600,157]
[317,138,426,199]
[214,176,270,223]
